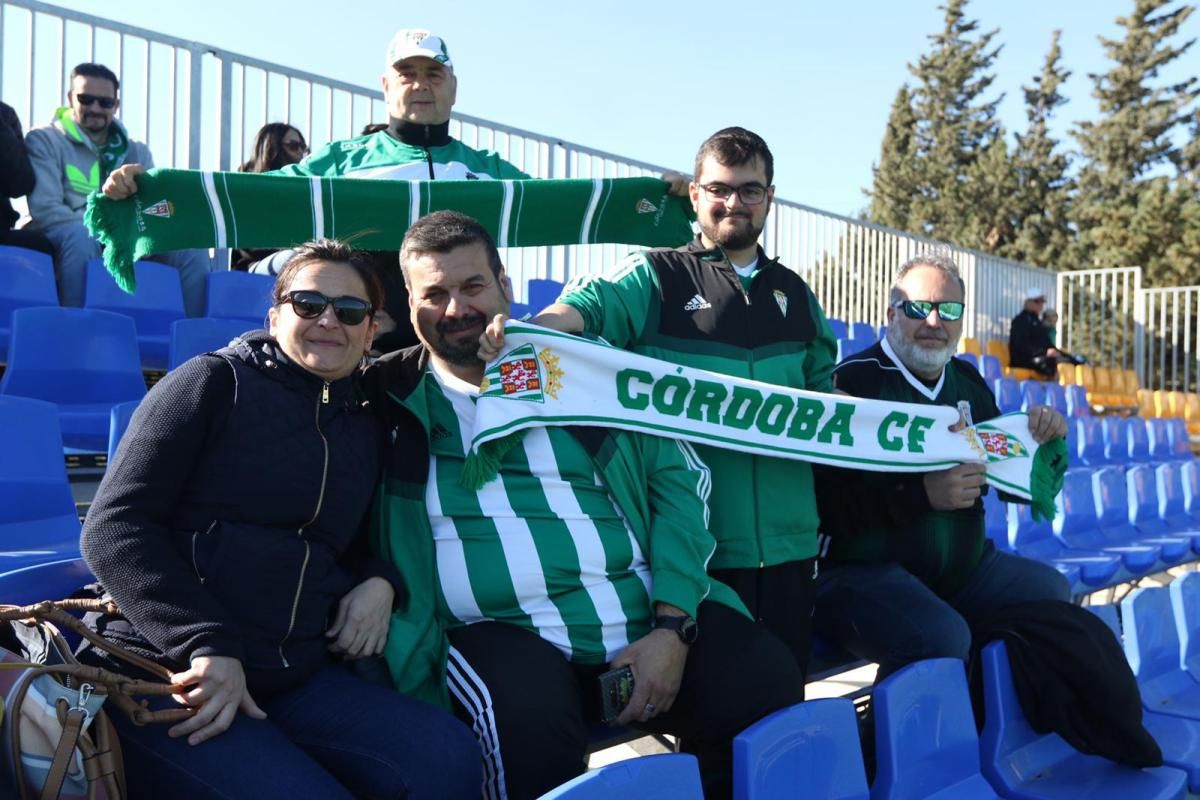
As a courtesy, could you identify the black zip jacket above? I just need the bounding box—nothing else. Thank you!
[80,332,399,697]
[0,101,35,230]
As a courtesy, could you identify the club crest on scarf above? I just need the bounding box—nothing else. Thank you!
[480,343,564,402]
[968,426,1030,461]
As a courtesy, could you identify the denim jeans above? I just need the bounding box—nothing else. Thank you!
[40,220,210,317]
[813,547,1072,680]
[109,663,481,799]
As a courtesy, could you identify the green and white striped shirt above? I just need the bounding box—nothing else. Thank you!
[425,363,653,663]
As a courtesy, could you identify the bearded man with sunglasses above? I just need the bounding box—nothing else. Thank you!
[25,62,211,315]
[812,254,1071,683]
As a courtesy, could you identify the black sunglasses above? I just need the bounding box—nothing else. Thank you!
[282,290,373,325]
[895,299,965,322]
[282,140,309,154]
[76,93,116,109]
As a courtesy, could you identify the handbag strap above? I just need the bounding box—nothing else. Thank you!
[40,702,86,800]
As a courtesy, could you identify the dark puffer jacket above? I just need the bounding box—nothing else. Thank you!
[80,331,398,696]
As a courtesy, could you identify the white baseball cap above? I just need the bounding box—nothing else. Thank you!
[385,29,453,71]
[1024,287,1047,301]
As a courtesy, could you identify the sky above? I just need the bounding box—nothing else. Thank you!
[19,0,1200,217]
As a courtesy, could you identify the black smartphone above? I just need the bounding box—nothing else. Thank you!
[598,665,635,723]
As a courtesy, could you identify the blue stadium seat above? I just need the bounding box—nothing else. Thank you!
[979,640,1187,800]
[527,278,565,314]
[1064,384,1090,417]
[509,302,532,321]
[837,337,870,361]
[994,377,1022,414]
[1122,586,1200,721]
[1087,604,1122,640]
[732,698,867,800]
[1169,574,1200,683]
[1102,416,1132,466]
[1011,501,1119,591]
[1126,464,1194,563]
[1166,418,1193,462]
[872,659,1000,799]
[877,324,888,341]
[1149,418,1175,462]
[84,258,185,370]
[0,245,58,362]
[1057,467,1160,577]
[0,396,81,568]
[107,400,140,464]
[1073,416,1108,468]
[541,754,702,799]
[1130,420,1152,463]
[1020,380,1046,412]
[0,557,94,606]
[1154,462,1200,552]
[957,352,980,375]
[168,317,253,370]
[848,322,875,342]
[980,355,1003,386]
[0,307,147,452]
[982,489,1014,553]
[1043,382,1068,416]
[1182,461,1200,525]
[204,271,273,325]
[826,318,848,340]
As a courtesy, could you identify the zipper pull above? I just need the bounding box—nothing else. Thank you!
[322,382,330,404]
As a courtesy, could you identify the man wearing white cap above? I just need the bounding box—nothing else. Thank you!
[1009,287,1060,377]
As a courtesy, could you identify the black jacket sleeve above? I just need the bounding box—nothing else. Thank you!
[80,356,247,666]
[0,102,34,199]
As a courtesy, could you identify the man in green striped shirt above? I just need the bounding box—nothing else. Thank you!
[367,211,802,800]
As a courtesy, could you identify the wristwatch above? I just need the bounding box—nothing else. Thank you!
[652,614,698,645]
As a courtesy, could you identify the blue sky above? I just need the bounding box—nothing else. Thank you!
[43,0,1200,216]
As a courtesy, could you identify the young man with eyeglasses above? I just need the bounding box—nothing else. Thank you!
[25,62,211,315]
[812,254,1070,684]
[501,127,839,683]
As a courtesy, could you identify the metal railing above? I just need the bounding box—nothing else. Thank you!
[4,0,1058,350]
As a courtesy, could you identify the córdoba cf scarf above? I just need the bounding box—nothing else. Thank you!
[83,169,694,292]
[463,323,1067,519]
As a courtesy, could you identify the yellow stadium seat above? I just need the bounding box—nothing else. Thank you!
[1138,389,1156,418]
[959,337,982,356]
[1168,390,1188,418]
[986,339,1008,365]
[1187,394,1200,436]
[1153,390,1171,418]
[1058,363,1080,386]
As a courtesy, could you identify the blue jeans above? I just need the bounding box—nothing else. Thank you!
[109,663,481,799]
[40,220,210,317]
[813,547,1071,680]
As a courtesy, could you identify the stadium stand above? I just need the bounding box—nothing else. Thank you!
[957,352,980,374]
[0,307,146,452]
[0,556,94,606]
[993,377,1022,414]
[168,317,255,370]
[540,754,703,799]
[980,354,1003,385]
[1020,379,1045,412]
[1058,468,1160,579]
[1043,381,1067,415]
[1010,500,1121,592]
[1125,464,1195,562]
[527,278,565,314]
[106,399,139,464]
[83,258,185,371]
[1122,587,1200,721]
[848,321,874,343]
[204,270,274,325]
[826,318,848,340]
[0,245,57,362]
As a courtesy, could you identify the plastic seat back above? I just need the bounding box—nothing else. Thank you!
[84,259,185,369]
[848,321,875,342]
[994,377,1021,414]
[1182,461,1200,522]
[1166,418,1192,460]
[0,246,58,361]
[1121,586,1190,705]
[1148,418,1173,461]
[1020,380,1046,411]
[1078,416,1107,467]
[1169,574,1200,680]
[107,400,140,464]
[0,558,94,606]
[204,271,274,325]
[1065,384,1090,417]
[1128,463,1172,537]
[980,354,1003,385]
[1154,462,1197,532]
[873,658,998,800]
[960,336,982,356]
[1102,416,1131,465]
[541,753,703,799]
[168,317,253,370]
[526,278,565,313]
[732,699,867,800]
[1056,468,1104,548]
[1044,382,1068,415]
[1088,604,1122,640]
[982,489,1012,551]
[956,352,980,375]
[1129,420,1152,463]
[827,318,848,340]
[0,395,80,557]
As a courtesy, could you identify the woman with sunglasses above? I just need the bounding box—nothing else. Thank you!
[79,239,480,799]
[230,122,310,270]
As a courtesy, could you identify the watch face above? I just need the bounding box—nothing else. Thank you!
[679,617,699,645]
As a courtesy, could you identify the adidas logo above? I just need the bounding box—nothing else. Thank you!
[683,294,712,312]
[430,423,452,442]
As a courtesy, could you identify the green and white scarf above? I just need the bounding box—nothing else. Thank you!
[84,168,693,292]
[463,323,1067,519]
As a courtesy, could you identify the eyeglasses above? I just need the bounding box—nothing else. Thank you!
[282,140,309,155]
[699,182,769,206]
[282,290,373,325]
[75,94,116,109]
[895,299,965,322]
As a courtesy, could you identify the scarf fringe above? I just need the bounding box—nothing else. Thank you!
[1029,437,1068,522]
[84,193,139,293]
[461,431,526,490]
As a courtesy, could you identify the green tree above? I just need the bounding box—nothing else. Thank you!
[1071,0,1199,284]
[867,86,920,231]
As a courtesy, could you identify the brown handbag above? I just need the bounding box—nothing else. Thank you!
[0,599,192,800]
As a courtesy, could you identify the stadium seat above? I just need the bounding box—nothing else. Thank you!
[0,307,147,452]
[827,318,849,340]
[982,488,1014,553]
[993,377,1022,414]
[959,336,982,357]
[509,302,532,321]
[877,324,887,341]
[1087,604,1122,640]
[1058,467,1160,577]
[204,271,274,325]
[107,400,140,464]
[1153,462,1200,551]
[527,278,565,314]
[1020,380,1046,411]
[986,338,1008,366]
[1169,574,1200,683]
[957,352,981,375]
[168,317,253,370]
[1126,464,1194,563]
[1153,390,1172,419]
[1102,416,1132,466]
[1011,501,1119,591]
[0,396,82,568]
[1181,461,1200,524]
[1166,418,1193,461]
[1122,586,1200,721]
[541,754,702,799]
[1130,420,1152,462]
[979,640,1187,800]
[0,245,58,363]
[1071,416,1107,468]
[837,337,870,361]
[1138,388,1157,419]
[1057,362,1080,386]
[84,258,186,370]
[1064,384,1090,417]
[1149,419,1174,462]
[1043,382,1067,416]
[0,557,94,606]
[872,659,1000,800]
[1169,391,1188,419]
[1187,394,1200,437]
[848,321,875,342]
[732,698,867,800]
[980,354,1003,386]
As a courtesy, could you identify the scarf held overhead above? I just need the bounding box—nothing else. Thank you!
[83,168,694,292]
[464,324,1067,519]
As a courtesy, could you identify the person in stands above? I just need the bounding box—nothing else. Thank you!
[0,99,53,255]
[230,123,309,271]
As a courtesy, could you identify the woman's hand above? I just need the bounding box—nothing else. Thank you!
[168,655,267,746]
[326,576,394,659]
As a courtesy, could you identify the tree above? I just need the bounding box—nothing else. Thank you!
[1071,0,1199,284]
[1003,30,1075,268]
[867,86,920,230]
